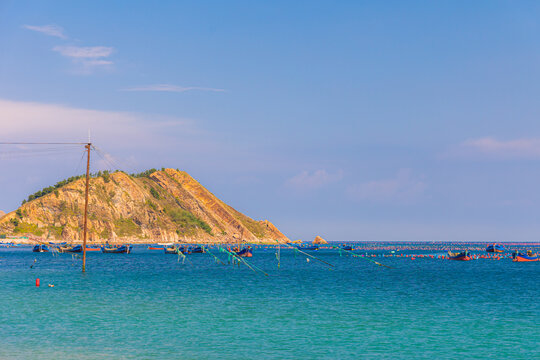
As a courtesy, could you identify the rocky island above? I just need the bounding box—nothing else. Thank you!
[0,168,288,244]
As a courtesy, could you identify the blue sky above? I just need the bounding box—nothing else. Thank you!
[2,1,540,241]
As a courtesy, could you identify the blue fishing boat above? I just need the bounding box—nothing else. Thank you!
[191,246,205,254]
[341,245,353,251]
[32,244,50,252]
[101,244,132,253]
[486,243,505,253]
[298,245,319,251]
[49,242,67,246]
[512,251,540,262]
[234,246,253,257]
[447,250,471,261]
[164,245,191,254]
[66,245,83,253]
[56,244,83,253]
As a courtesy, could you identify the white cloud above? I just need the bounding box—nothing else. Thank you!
[347,169,425,203]
[451,137,540,159]
[287,169,343,190]
[53,46,113,59]
[52,46,114,73]
[23,24,67,39]
[121,84,225,93]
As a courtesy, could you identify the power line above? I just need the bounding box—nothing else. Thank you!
[0,142,89,145]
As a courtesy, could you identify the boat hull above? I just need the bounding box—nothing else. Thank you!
[32,245,49,252]
[191,246,205,254]
[448,255,471,261]
[486,244,505,253]
[164,246,191,254]
[164,247,179,254]
[512,253,540,262]
[297,246,319,251]
[57,245,83,253]
[447,251,471,261]
[85,247,101,251]
[235,248,253,257]
[101,245,132,254]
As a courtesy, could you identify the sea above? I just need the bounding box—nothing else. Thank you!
[0,242,538,359]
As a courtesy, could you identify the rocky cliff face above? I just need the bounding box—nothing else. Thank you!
[0,169,288,244]
[313,236,328,244]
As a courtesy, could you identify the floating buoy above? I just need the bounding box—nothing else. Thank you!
[48,284,54,288]
[36,278,40,287]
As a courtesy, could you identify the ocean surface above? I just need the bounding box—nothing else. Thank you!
[0,243,538,359]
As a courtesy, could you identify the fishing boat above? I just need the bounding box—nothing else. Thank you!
[164,245,180,254]
[447,250,471,261]
[341,245,354,251]
[49,241,67,247]
[512,251,540,262]
[234,246,253,257]
[190,246,205,254]
[298,244,319,251]
[32,244,50,252]
[164,245,191,254]
[486,243,505,253]
[56,244,83,253]
[85,246,101,251]
[148,245,165,250]
[101,244,132,254]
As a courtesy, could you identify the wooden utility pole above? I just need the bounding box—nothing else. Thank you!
[0,141,93,272]
[82,143,91,272]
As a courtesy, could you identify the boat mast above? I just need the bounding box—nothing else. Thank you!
[82,142,91,272]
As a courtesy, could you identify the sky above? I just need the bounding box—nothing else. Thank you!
[2,0,540,241]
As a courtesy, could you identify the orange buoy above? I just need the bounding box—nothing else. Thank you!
[36,278,40,287]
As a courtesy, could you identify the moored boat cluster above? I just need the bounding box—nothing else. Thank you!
[1,241,535,262]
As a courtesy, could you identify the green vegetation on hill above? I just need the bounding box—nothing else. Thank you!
[165,207,212,235]
[22,171,120,205]
[131,168,158,178]
[23,175,85,204]
[13,222,43,236]
[114,218,141,237]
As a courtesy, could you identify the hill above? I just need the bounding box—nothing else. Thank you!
[0,169,288,244]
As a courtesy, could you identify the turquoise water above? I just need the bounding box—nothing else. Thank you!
[1,244,539,359]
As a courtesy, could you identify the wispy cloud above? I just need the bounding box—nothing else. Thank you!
[53,46,114,59]
[347,169,425,203]
[53,45,114,73]
[447,137,540,159]
[22,24,67,39]
[287,169,343,190]
[121,84,225,93]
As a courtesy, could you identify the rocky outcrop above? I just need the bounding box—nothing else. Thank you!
[0,210,5,219]
[313,236,328,244]
[0,169,289,244]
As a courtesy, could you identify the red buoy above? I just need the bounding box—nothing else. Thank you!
[36,278,40,287]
